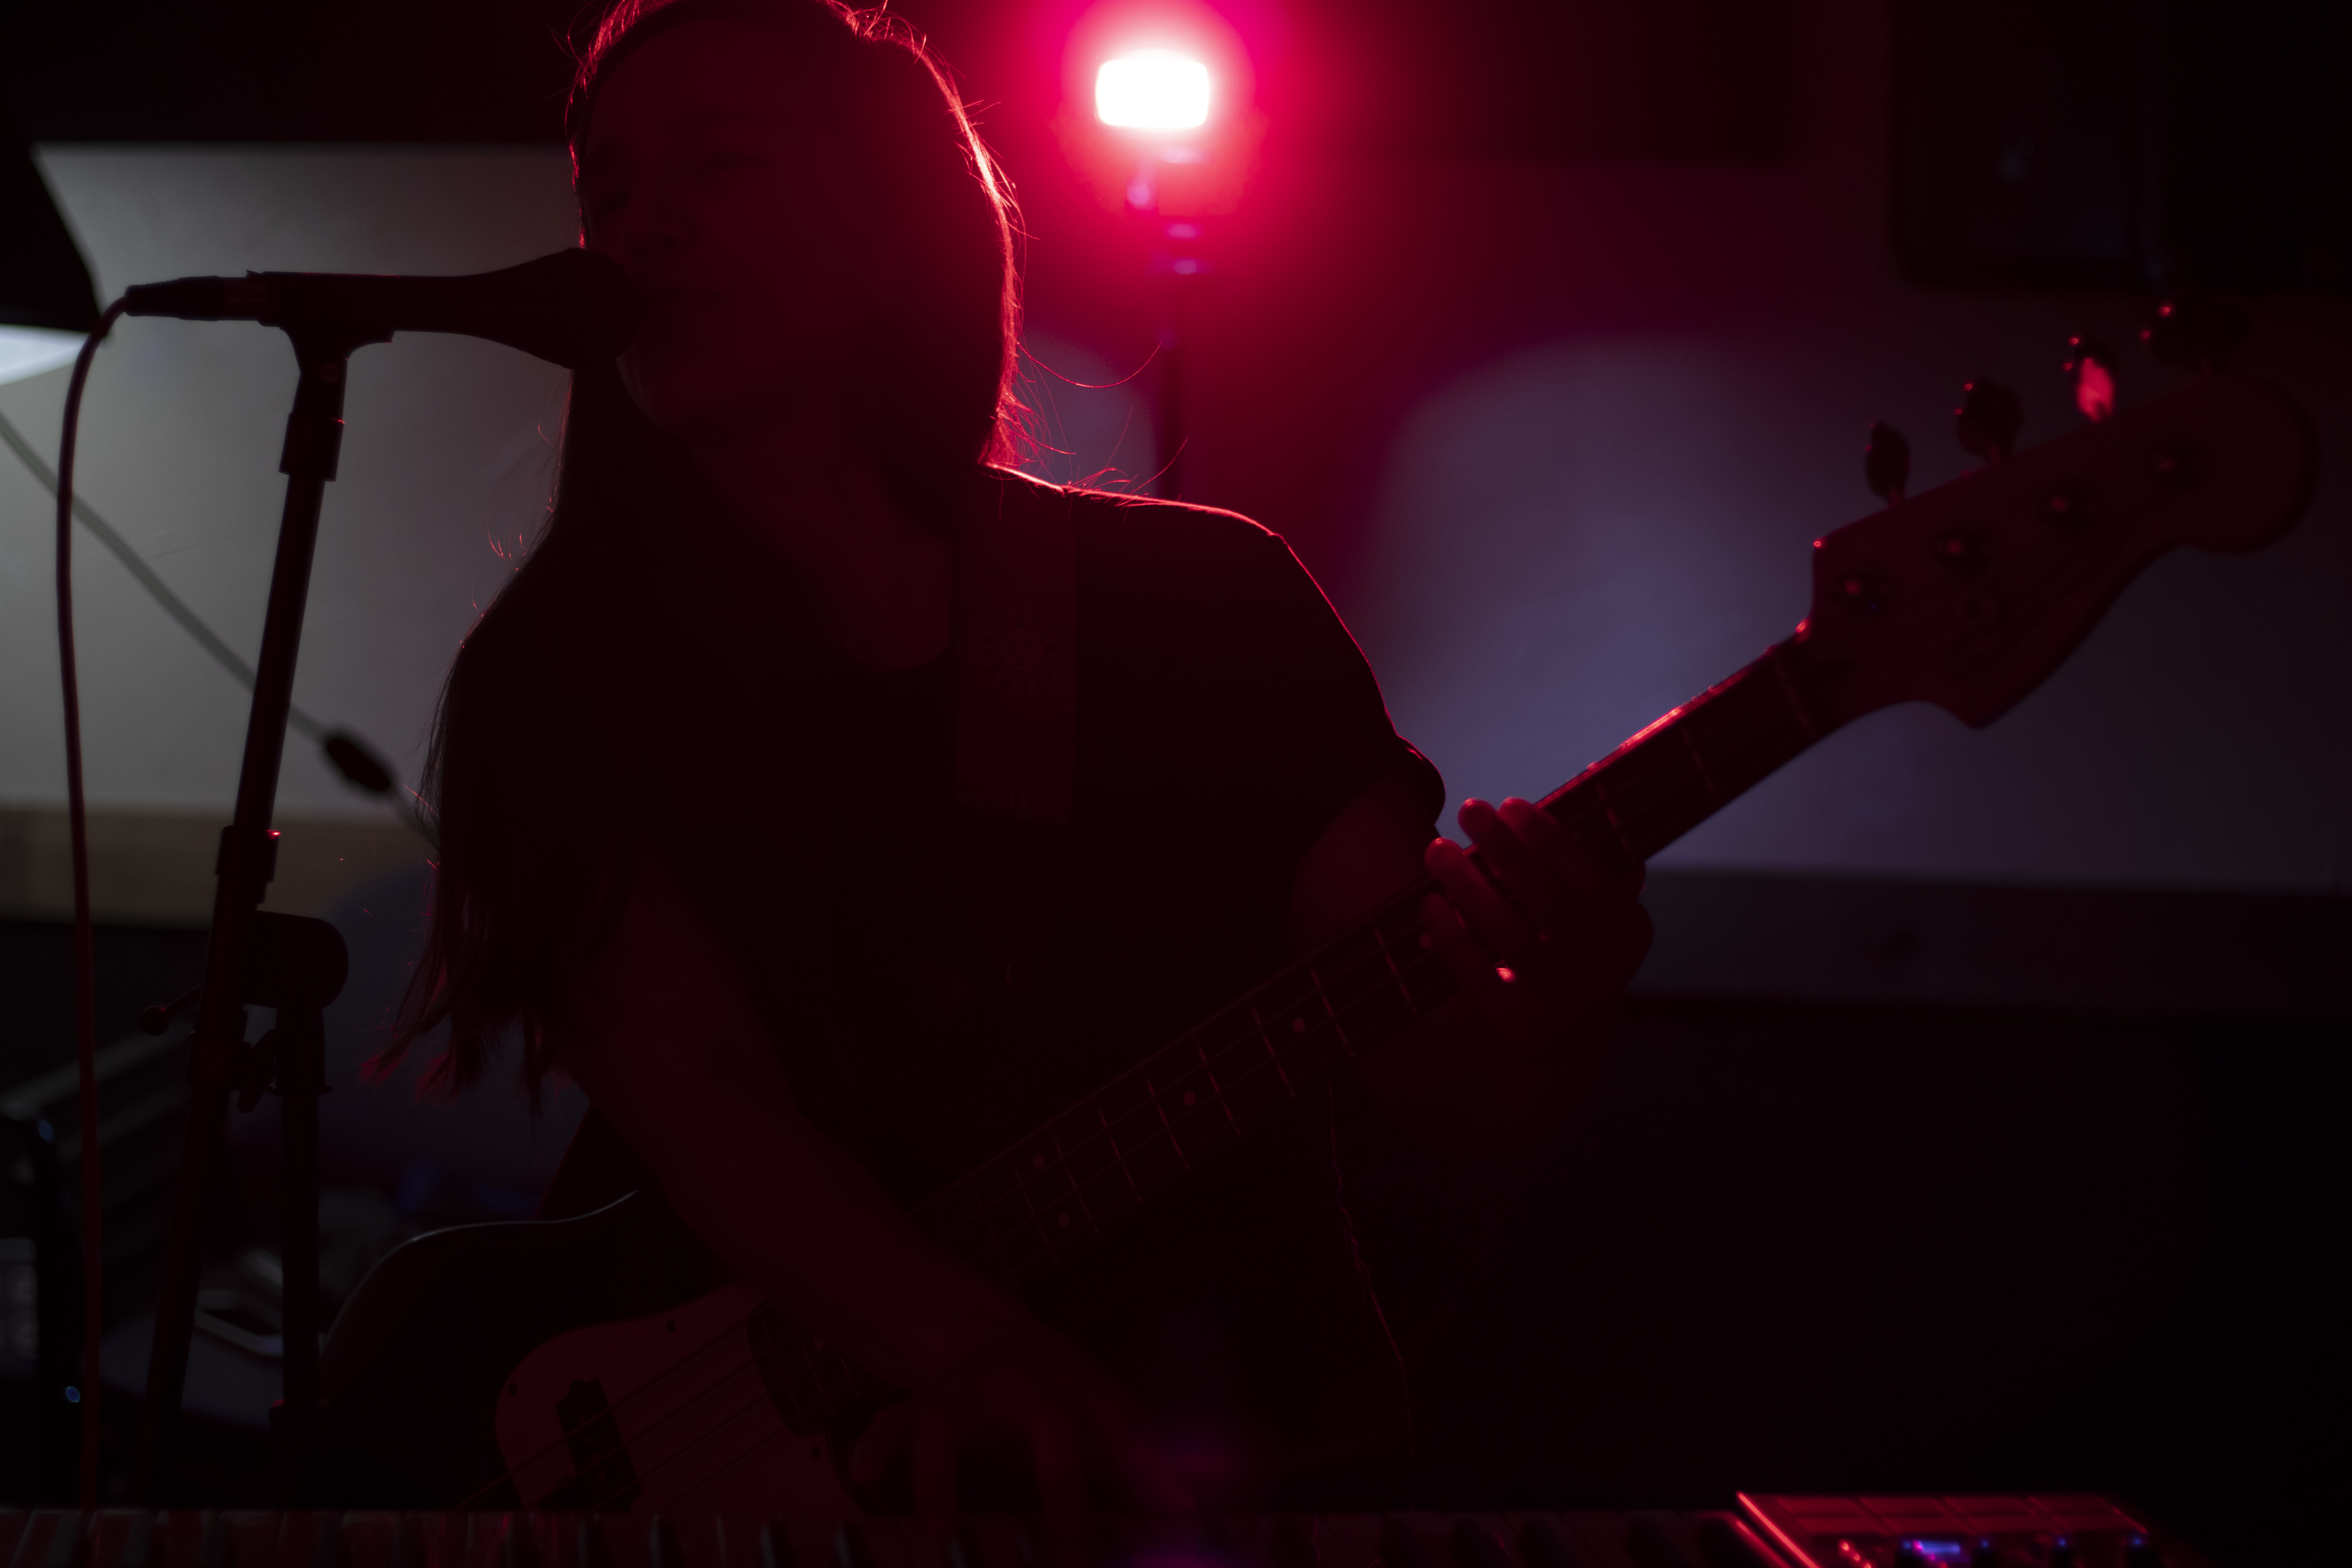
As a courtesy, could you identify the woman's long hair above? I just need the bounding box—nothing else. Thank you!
[380,0,1020,1096]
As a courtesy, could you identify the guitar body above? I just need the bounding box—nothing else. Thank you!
[494,1282,856,1515]
[319,1191,734,1507]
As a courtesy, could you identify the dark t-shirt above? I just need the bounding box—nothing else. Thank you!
[609,484,1442,1501]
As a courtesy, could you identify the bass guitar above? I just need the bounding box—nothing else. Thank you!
[316,362,2312,1514]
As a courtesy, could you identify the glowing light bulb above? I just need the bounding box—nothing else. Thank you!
[1095,51,1211,130]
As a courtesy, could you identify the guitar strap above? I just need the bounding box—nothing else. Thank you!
[954,469,1076,825]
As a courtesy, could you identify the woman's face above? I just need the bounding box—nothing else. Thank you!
[579,19,880,441]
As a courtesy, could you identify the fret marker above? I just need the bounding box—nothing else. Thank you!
[1032,1153,1045,1169]
[1182,1090,1196,1106]
[1291,1018,1306,1034]
[1058,1212,1072,1228]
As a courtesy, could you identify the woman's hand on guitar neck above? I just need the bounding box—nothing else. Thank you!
[1293,779,1651,1155]
[1421,796,1653,1058]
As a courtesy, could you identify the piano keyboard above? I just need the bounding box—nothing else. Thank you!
[0,1498,2199,1568]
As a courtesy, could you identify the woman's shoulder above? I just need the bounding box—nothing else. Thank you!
[989,466,1296,586]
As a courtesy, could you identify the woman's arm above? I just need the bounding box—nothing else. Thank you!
[1290,771,1653,1156]
[560,850,1178,1523]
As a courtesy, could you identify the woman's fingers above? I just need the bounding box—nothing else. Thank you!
[1494,799,1653,974]
[1445,799,1648,971]
[1454,800,1579,935]
[1466,797,1628,937]
[1492,797,1625,911]
[1419,891,1505,997]
[1422,797,1656,1055]
[1425,837,1540,967]
[841,1356,1180,1545]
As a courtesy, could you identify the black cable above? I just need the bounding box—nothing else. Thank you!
[54,293,126,1510]
[2,403,438,848]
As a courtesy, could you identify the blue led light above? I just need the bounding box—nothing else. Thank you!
[1902,1543,1969,1564]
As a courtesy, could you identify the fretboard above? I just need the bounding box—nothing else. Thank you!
[913,637,1824,1274]
[755,639,1829,1422]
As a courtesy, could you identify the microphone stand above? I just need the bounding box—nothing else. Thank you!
[131,323,382,1503]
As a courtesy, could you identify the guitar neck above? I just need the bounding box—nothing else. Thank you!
[758,641,1830,1425]
[1541,637,1828,866]
[911,638,1828,1285]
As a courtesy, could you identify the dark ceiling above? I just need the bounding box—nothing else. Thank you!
[1,0,1794,162]
[13,2,2334,290]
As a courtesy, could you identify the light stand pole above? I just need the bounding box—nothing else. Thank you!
[1094,51,1220,503]
[1125,165,1210,501]
[1148,216,1207,501]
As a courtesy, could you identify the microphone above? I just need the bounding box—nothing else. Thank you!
[120,248,640,370]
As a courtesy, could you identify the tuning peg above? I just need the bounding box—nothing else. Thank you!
[2143,294,2249,377]
[1864,421,1911,503]
[2064,336,2119,423]
[1955,378,2023,463]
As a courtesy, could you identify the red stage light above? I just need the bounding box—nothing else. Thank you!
[1058,2,1262,218]
[1096,50,1212,131]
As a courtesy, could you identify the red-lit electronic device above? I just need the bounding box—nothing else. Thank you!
[0,1501,2215,1568]
[1740,1494,2193,1568]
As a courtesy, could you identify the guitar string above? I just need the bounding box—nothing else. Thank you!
[468,678,1806,1508]
[500,772,1740,1513]
[585,1373,821,1514]
[658,1394,825,1514]
[470,660,1816,1508]
[1550,661,1806,838]
[1541,702,1780,857]
[955,658,1797,1241]
[519,936,1447,1519]
[924,916,1447,1272]
[1550,669,1813,860]
[901,883,1437,1236]
[486,1303,834,1504]
[1587,717,1806,860]
[460,924,1453,1509]
[568,935,1465,1517]
[887,663,1815,1284]
[917,910,1433,1256]
[467,921,1435,1510]
[474,688,1799,1510]
[468,925,1455,1510]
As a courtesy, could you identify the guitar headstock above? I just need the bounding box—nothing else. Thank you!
[1795,372,2313,729]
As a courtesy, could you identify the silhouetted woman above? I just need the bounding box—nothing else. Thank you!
[391,0,1650,1522]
